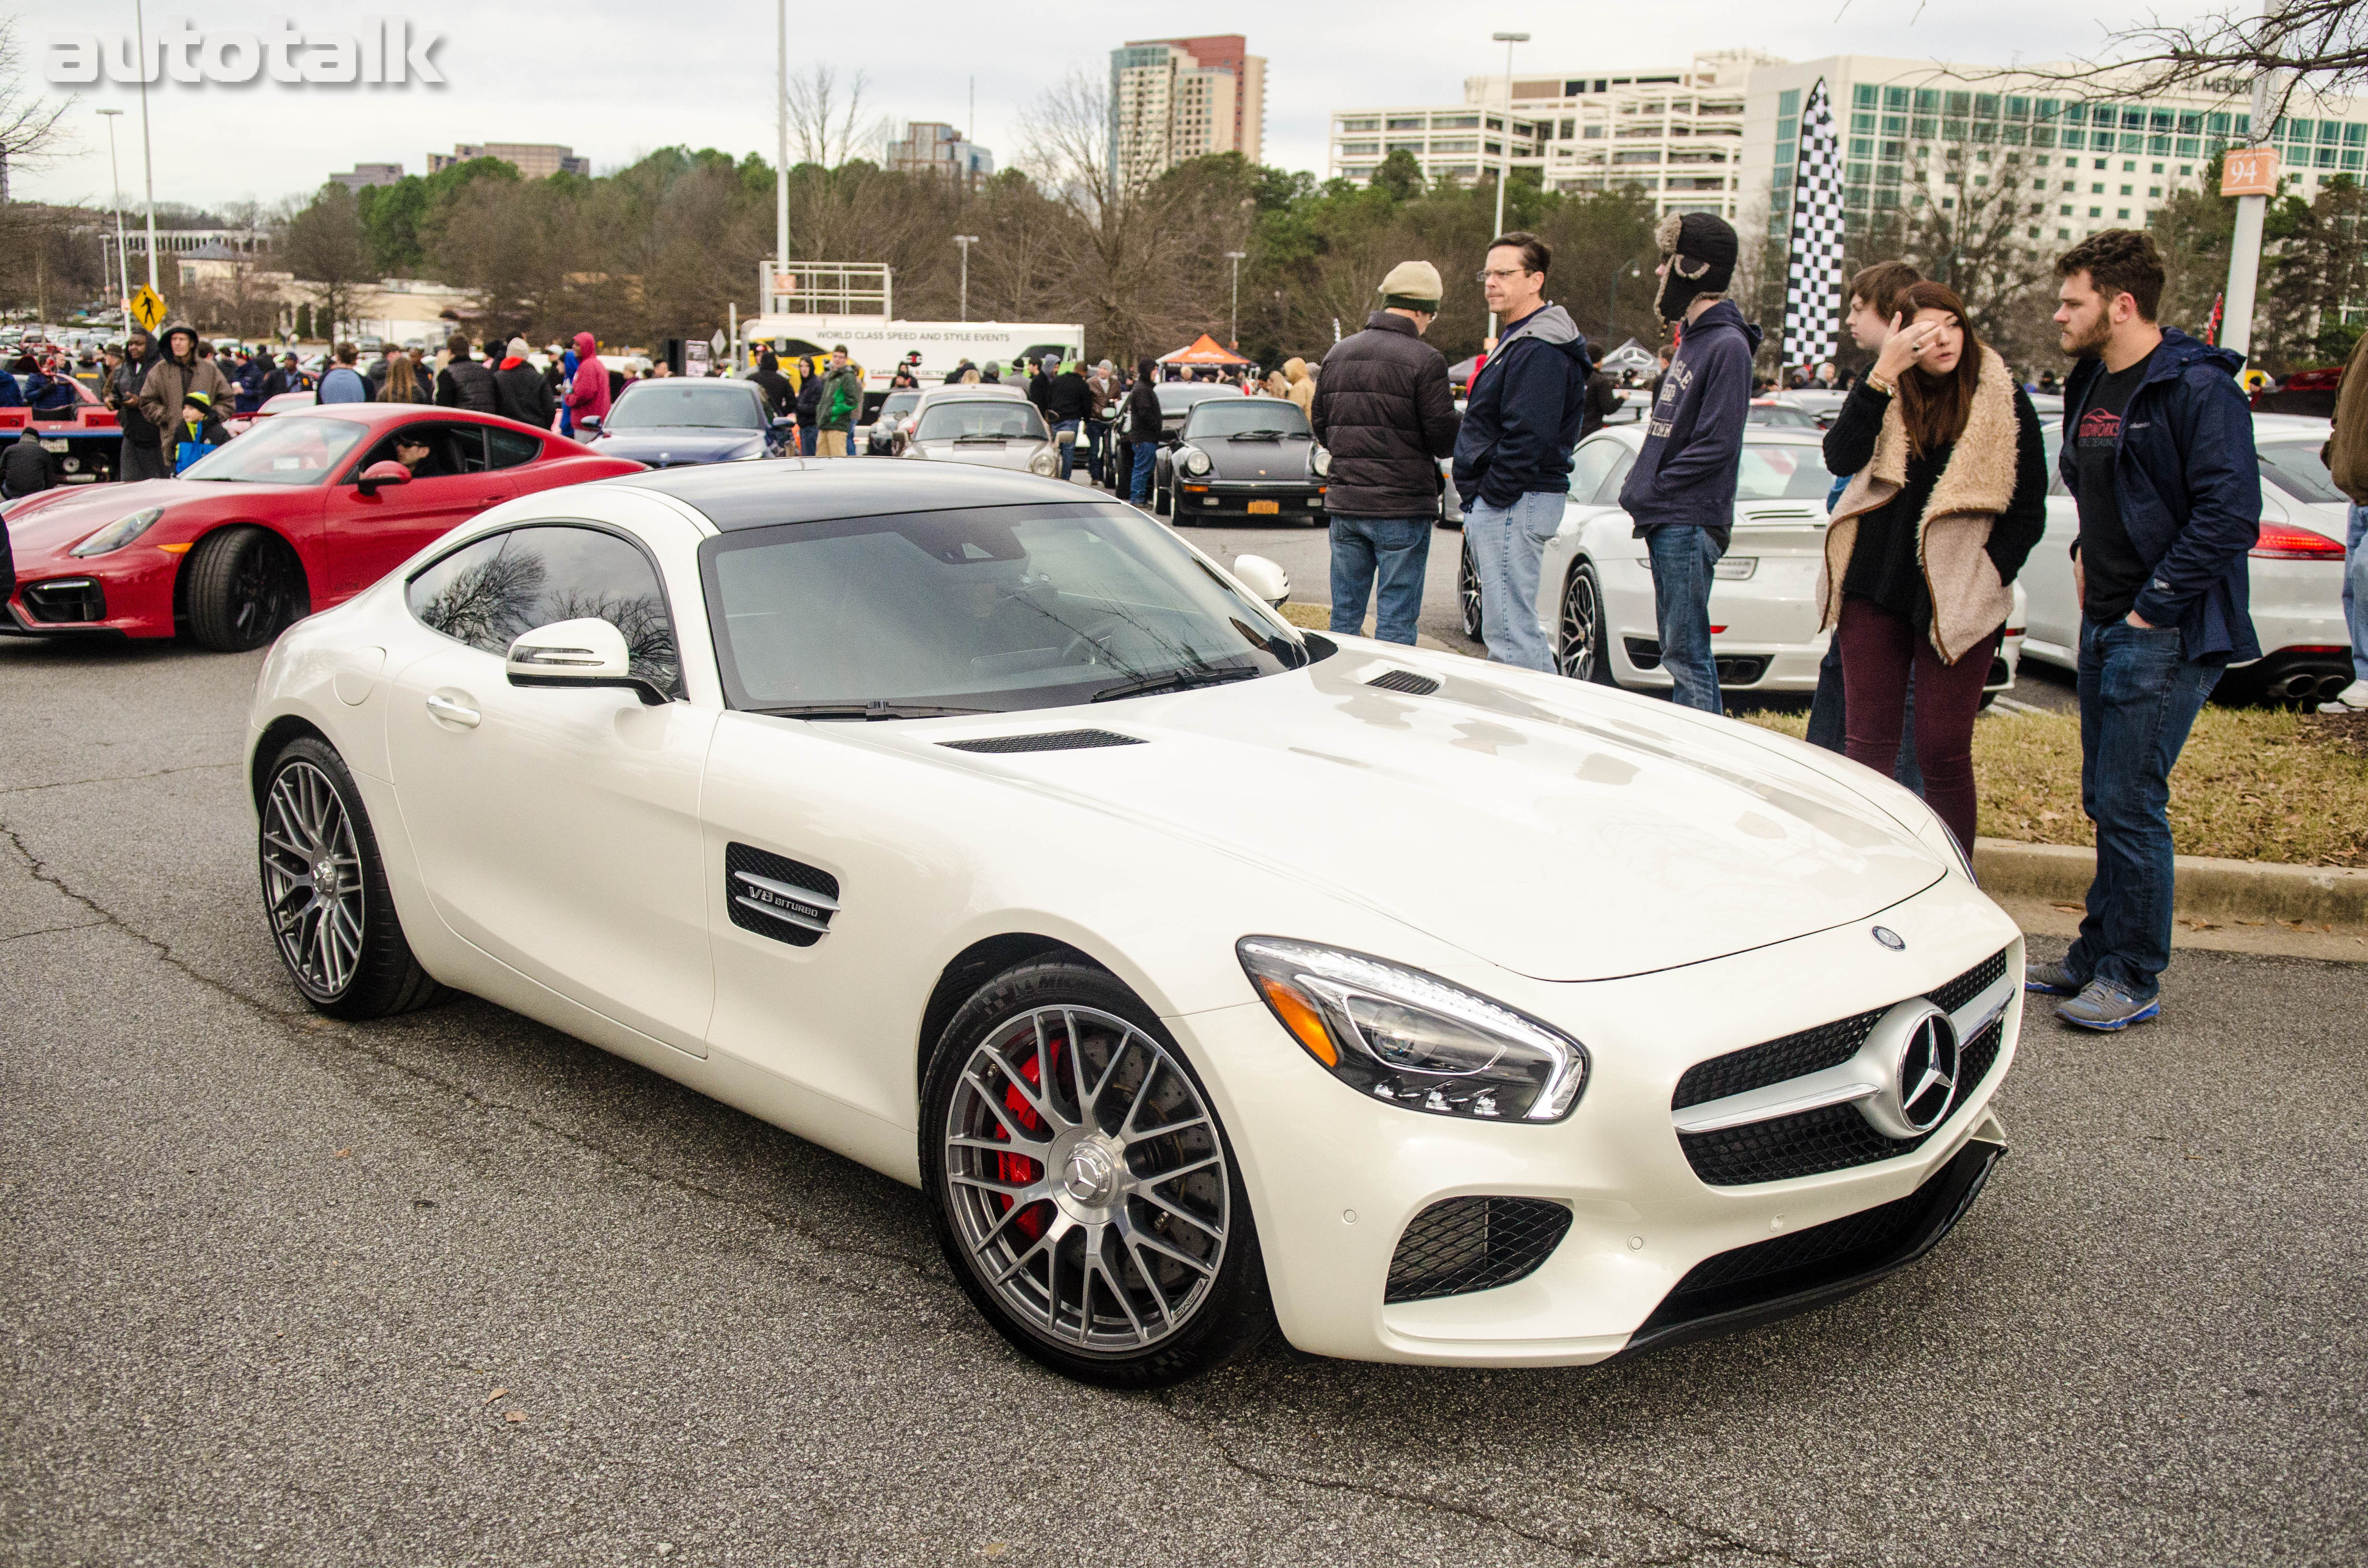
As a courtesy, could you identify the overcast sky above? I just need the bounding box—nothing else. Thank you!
[18,0,2226,213]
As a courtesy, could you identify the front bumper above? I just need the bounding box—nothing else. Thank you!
[1177,479,1327,517]
[4,545,178,638]
[1168,870,2020,1365]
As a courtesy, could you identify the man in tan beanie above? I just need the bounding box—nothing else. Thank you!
[1310,261,1462,644]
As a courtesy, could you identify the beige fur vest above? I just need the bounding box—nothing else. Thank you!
[1818,344,2018,664]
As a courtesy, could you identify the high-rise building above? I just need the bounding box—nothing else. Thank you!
[1110,36,1267,186]
[427,143,593,179]
[329,162,405,193]
[885,122,995,186]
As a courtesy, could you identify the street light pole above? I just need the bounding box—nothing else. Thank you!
[134,0,160,292]
[2221,67,2280,366]
[96,109,131,313]
[953,235,978,322]
[774,0,789,280]
[1486,30,1530,342]
[1223,250,1246,350]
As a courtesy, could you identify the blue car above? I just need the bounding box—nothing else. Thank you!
[580,379,793,467]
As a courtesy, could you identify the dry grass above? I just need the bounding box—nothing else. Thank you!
[1737,704,2368,867]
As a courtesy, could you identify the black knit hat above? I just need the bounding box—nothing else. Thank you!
[1652,213,1739,321]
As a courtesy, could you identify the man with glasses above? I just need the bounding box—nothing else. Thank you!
[1451,232,1591,670]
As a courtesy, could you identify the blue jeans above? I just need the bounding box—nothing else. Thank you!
[2066,616,2221,1003]
[2344,502,2367,682]
[1807,636,1924,793]
[1086,419,1110,484]
[1644,524,1726,713]
[799,425,817,457]
[1131,442,1157,503]
[1329,517,1432,645]
[1463,492,1558,671]
[1055,418,1082,480]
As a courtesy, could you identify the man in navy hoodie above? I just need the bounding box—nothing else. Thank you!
[2025,230,2259,1032]
[1453,231,1591,670]
[1618,213,1760,713]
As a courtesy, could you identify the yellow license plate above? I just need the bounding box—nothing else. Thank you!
[1246,500,1280,514]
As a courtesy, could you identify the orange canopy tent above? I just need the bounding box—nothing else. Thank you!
[1156,333,1254,367]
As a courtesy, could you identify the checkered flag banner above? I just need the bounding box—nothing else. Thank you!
[1780,78,1845,368]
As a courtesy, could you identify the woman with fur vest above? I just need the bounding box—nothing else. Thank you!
[1819,280,2047,853]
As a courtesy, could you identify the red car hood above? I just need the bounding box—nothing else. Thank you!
[6,478,310,562]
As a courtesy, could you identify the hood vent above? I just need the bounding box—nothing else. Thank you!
[941,729,1145,754]
[1366,669,1441,697]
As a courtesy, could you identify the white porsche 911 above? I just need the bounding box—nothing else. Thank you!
[247,460,2022,1387]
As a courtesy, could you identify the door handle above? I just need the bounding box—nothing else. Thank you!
[424,692,481,729]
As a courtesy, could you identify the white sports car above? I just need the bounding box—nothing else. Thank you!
[1469,426,2025,698]
[247,461,2022,1386]
[2023,413,2351,705]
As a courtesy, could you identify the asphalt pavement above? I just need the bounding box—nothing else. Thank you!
[3,629,2362,1568]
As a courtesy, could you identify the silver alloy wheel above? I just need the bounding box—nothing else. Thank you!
[1458,544,1483,639]
[943,1005,1230,1353]
[1558,566,1601,680]
[260,760,365,1000]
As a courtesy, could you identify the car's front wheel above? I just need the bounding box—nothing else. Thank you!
[922,958,1270,1387]
[186,526,304,651]
[1557,562,1617,685]
[258,736,445,1019]
[1458,540,1483,640]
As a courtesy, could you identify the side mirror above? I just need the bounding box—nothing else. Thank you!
[355,460,411,495]
[505,618,669,705]
[577,414,603,434]
[770,417,794,434]
[1231,553,1291,610]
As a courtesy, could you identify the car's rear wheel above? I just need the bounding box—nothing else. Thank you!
[1557,562,1617,685]
[1458,540,1483,639]
[1154,479,1173,517]
[258,736,445,1019]
[922,958,1270,1388]
[187,526,304,651]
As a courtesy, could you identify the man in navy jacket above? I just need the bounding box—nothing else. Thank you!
[2026,230,2259,1031]
[1453,231,1590,670]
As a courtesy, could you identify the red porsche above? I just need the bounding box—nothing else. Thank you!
[2,404,642,651]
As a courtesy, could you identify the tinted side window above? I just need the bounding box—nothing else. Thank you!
[1565,438,1620,503]
[1594,451,1637,506]
[406,526,682,698]
[485,426,543,470]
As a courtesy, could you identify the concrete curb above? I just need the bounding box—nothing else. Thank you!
[1973,837,2368,927]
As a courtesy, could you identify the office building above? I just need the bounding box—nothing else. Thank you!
[885,122,995,185]
[1110,36,1267,187]
[427,143,593,179]
[329,162,405,193]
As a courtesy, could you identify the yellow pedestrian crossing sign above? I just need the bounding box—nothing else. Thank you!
[128,285,166,334]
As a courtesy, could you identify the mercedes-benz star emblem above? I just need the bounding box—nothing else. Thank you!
[1061,1145,1115,1204]
[1894,1013,1961,1133]
[1871,926,1906,951]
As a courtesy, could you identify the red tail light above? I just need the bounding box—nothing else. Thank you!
[2251,522,2344,559]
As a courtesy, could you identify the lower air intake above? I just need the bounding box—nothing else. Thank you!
[1384,1197,1572,1303]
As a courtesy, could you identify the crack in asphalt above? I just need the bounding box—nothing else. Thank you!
[0,761,241,797]
[0,920,108,945]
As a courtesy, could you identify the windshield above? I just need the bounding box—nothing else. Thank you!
[1157,384,1235,412]
[606,383,767,431]
[878,392,921,419]
[2257,440,2345,505]
[916,401,1048,442]
[1733,441,1838,502]
[701,502,1307,714]
[179,415,370,485]
[1184,400,1310,438]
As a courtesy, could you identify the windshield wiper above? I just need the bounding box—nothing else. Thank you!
[1225,429,1293,441]
[753,701,995,720]
[1089,666,1262,703]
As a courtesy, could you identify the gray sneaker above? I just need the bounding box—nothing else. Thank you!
[2056,980,2160,1032]
[2025,959,2083,996]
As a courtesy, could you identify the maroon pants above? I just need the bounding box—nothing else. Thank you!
[1837,597,1999,854]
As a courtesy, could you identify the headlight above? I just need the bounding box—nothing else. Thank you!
[1237,937,1588,1121]
[70,507,166,557]
[1029,449,1057,476]
[1311,446,1332,478]
[1182,446,1211,476]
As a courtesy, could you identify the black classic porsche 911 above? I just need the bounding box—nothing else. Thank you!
[1152,397,1328,525]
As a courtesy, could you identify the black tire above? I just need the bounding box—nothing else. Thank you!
[257,736,446,1019]
[921,957,1272,1388]
[1154,481,1172,517]
[1557,562,1618,686]
[186,526,305,651]
[1458,540,1483,640]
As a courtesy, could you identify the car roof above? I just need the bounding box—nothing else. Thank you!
[1589,424,1822,448]
[608,458,1096,529]
[916,385,1026,404]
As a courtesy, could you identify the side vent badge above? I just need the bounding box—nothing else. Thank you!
[726,843,841,948]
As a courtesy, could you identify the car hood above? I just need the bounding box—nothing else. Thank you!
[3,478,306,557]
[1183,433,1313,480]
[588,428,765,465]
[914,645,1949,982]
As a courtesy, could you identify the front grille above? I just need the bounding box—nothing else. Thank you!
[1366,669,1440,696]
[1927,948,2007,1016]
[21,577,106,624]
[1384,1197,1572,1303]
[1678,1015,2005,1186]
[940,729,1144,754]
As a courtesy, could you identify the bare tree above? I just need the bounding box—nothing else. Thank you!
[0,17,74,207]
[282,184,372,339]
[786,64,879,170]
[2012,0,2365,122]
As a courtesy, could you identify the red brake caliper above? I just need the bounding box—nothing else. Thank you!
[995,1036,1057,1241]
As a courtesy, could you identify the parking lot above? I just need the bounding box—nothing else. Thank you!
[3,632,2362,1567]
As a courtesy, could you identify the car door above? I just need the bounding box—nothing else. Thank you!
[329,421,510,596]
[2021,423,2082,657]
[381,520,718,1056]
